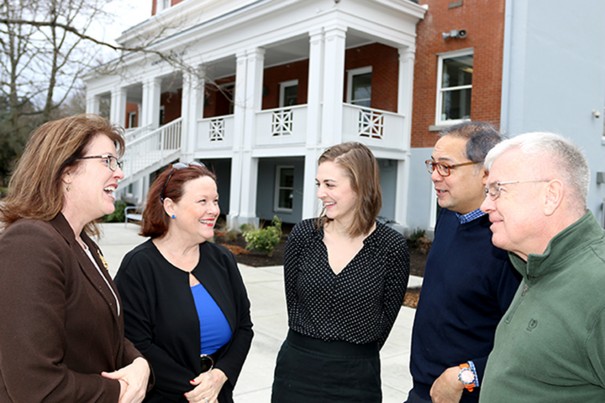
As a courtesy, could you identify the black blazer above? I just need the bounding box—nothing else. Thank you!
[115,239,253,402]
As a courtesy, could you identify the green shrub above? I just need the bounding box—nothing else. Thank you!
[242,216,282,257]
[103,200,128,223]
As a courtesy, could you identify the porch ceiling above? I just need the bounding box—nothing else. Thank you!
[207,31,372,79]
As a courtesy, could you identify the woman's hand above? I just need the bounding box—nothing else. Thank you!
[184,368,228,403]
[102,357,151,403]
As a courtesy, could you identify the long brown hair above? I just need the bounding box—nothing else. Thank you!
[0,114,125,236]
[141,162,217,239]
[317,142,382,237]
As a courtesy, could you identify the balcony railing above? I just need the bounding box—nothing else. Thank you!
[197,115,235,150]
[255,105,307,146]
[342,103,407,150]
[192,104,407,153]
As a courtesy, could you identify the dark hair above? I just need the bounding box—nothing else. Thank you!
[141,162,217,238]
[441,121,502,163]
[317,142,381,237]
[0,114,125,236]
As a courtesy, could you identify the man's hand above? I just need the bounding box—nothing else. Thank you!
[430,366,465,403]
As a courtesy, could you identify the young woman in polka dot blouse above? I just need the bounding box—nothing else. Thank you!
[271,142,410,402]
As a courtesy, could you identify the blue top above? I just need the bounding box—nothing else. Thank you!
[410,209,521,401]
[191,283,233,355]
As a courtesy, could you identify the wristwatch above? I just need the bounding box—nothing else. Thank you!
[458,363,476,392]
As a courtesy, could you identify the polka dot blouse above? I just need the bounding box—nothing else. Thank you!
[284,219,410,348]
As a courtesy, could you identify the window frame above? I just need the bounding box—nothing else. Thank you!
[347,66,372,107]
[274,165,295,213]
[128,111,137,128]
[279,80,299,107]
[435,49,474,125]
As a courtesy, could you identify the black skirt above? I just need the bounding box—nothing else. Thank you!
[271,330,382,403]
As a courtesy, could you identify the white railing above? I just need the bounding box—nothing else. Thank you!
[342,104,407,149]
[197,115,235,150]
[124,124,154,142]
[255,105,307,146]
[122,118,182,179]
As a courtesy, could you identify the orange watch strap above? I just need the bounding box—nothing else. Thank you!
[458,363,475,392]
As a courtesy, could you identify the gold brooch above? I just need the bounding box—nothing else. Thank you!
[98,250,110,271]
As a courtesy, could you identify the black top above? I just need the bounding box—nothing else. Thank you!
[114,239,253,403]
[284,219,410,348]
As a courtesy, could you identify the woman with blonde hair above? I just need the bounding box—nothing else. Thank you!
[0,114,151,402]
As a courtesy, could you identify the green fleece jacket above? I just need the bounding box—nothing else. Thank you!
[480,211,605,403]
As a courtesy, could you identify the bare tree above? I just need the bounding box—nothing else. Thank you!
[0,0,189,185]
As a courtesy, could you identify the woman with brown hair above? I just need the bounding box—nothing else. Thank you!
[271,142,410,402]
[0,114,151,402]
[114,162,253,403]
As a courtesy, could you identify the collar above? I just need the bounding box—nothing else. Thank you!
[455,208,486,224]
[510,211,604,279]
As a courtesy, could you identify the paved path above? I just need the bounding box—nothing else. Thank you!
[96,222,418,402]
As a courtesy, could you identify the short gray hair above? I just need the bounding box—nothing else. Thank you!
[484,132,589,207]
[441,121,501,163]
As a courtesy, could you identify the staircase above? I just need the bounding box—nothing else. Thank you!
[120,118,183,189]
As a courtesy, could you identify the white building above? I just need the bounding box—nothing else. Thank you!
[85,0,426,230]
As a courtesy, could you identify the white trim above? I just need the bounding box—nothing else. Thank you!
[279,79,299,107]
[346,66,372,106]
[435,49,474,125]
[128,111,137,128]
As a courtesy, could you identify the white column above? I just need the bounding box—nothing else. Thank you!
[86,94,101,114]
[302,29,325,219]
[395,47,416,227]
[320,24,347,146]
[110,87,127,127]
[227,51,248,229]
[142,77,162,128]
[180,71,193,161]
[183,66,205,161]
[398,47,415,148]
[238,48,264,223]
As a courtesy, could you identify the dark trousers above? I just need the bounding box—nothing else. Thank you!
[271,330,381,403]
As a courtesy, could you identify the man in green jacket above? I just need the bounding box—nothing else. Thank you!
[479,131,605,402]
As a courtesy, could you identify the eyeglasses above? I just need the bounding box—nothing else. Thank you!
[425,160,480,177]
[484,179,550,201]
[79,154,123,172]
[159,161,206,202]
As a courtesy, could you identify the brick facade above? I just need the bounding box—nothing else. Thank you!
[411,0,505,147]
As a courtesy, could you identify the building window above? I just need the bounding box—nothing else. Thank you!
[159,106,165,126]
[279,80,298,107]
[274,166,294,212]
[128,112,137,128]
[347,66,372,107]
[436,50,473,124]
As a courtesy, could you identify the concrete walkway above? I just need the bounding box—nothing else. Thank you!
[96,222,418,402]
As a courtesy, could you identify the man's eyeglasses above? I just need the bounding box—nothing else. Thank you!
[484,179,550,201]
[79,154,123,172]
[425,160,480,177]
[160,161,206,202]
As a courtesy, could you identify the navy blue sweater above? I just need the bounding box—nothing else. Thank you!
[409,209,520,401]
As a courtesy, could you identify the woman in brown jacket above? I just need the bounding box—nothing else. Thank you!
[0,114,151,402]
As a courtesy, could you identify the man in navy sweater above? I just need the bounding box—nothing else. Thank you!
[405,122,521,403]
